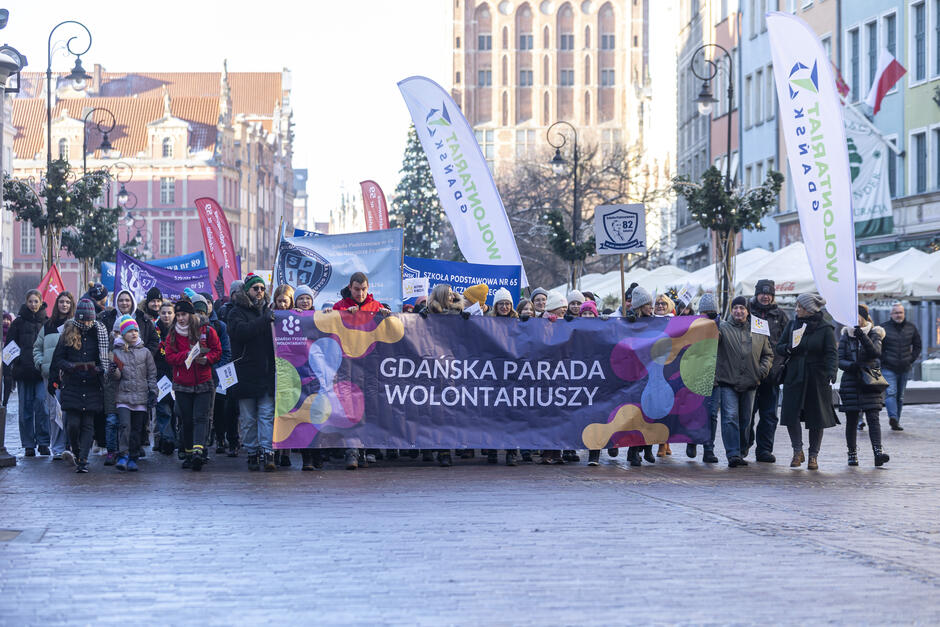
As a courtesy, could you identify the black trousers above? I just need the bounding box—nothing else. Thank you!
[117,408,147,460]
[845,409,883,450]
[177,391,211,453]
[66,410,96,461]
[214,394,239,447]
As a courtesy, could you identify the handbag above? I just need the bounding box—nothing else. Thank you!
[859,366,889,391]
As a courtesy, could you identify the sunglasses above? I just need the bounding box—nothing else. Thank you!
[251,285,265,292]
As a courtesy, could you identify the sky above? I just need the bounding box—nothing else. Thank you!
[2,0,453,222]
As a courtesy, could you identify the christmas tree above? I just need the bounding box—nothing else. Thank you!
[389,125,454,259]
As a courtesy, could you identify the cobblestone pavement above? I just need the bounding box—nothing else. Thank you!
[1,403,938,625]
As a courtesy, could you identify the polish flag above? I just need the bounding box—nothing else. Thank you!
[37,265,66,311]
[865,49,906,115]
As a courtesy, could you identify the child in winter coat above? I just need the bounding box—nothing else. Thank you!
[163,300,222,471]
[110,315,158,472]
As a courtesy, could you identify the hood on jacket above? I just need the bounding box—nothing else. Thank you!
[842,325,885,339]
[232,288,268,311]
[17,301,48,323]
[112,289,136,316]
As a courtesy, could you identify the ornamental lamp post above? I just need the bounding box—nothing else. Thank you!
[81,106,115,174]
[0,17,28,468]
[546,120,581,288]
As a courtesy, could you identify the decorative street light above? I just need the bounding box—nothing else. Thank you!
[81,106,115,174]
[546,120,581,288]
[691,43,734,193]
[44,20,92,272]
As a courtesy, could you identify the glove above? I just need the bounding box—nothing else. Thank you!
[460,310,471,320]
[563,313,574,322]
[418,309,428,319]
[268,309,276,322]
[519,314,530,322]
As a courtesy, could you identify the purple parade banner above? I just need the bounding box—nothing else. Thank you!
[273,311,718,450]
[114,250,211,303]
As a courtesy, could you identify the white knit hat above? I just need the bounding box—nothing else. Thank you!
[566,290,585,304]
[630,286,652,310]
[545,291,568,312]
[493,287,513,305]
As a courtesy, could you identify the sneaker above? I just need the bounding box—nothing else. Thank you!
[76,460,89,473]
[247,454,260,471]
[505,450,518,466]
[438,452,452,467]
[365,453,377,464]
[702,450,719,464]
[756,452,776,463]
[728,456,748,468]
[889,418,903,431]
[182,455,193,469]
[52,452,63,460]
[38,445,50,456]
[127,459,138,472]
[857,421,866,431]
[562,450,580,463]
[104,452,117,466]
[264,453,276,471]
[61,450,75,466]
[115,456,129,471]
[344,450,358,470]
[588,450,600,466]
[24,448,35,457]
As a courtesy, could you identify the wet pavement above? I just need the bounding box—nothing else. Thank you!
[1,403,938,625]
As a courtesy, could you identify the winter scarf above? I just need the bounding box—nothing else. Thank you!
[66,318,112,377]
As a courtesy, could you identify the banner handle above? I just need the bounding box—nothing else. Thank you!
[619,254,625,316]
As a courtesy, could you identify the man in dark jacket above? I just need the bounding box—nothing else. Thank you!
[880,302,922,431]
[716,296,773,467]
[747,279,790,462]
[6,290,49,455]
[227,274,276,471]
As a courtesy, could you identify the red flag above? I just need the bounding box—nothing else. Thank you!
[37,265,66,311]
[359,180,390,231]
[865,49,906,115]
[832,62,851,99]
[194,197,241,299]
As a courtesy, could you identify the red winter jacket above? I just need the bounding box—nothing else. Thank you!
[332,293,388,313]
[163,324,222,387]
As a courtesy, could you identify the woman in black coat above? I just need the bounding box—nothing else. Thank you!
[838,304,889,467]
[5,289,49,456]
[50,298,110,473]
[776,293,839,471]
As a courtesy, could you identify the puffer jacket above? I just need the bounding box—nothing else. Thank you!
[333,293,388,312]
[748,297,791,382]
[879,318,922,373]
[227,289,274,399]
[715,316,774,392]
[99,304,159,358]
[838,325,886,412]
[33,318,66,379]
[6,303,48,382]
[163,323,222,388]
[112,336,157,406]
[50,321,106,413]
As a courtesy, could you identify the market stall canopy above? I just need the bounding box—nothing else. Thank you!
[553,268,650,300]
[736,242,905,297]
[684,248,773,294]
[871,248,931,295]
[909,252,940,300]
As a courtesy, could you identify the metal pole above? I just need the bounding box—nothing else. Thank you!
[0,85,13,467]
[571,132,580,289]
[619,253,625,316]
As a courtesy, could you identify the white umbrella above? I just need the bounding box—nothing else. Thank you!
[685,248,773,294]
[736,242,905,297]
[909,251,940,300]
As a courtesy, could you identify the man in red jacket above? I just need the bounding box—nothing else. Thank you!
[332,272,391,315]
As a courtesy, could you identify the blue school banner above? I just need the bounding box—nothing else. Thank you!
[101,251,206,293]
[113,251,211,303]
[402,256,521,306]
[274,229,403,309]
[293,228,324,237]
[273,312,719,449]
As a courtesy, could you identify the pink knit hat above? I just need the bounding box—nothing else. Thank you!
[579,301,598,316]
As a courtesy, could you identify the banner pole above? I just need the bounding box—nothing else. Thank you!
[271,217,285,290]
[619,254,626,315]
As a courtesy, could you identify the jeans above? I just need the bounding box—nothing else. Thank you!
[17,379,49,448]
[704,386,720,452]
[238,393,274,456]
[66,410,96,461]
[48,389,69,455]
[883,369,909,422]
[105,413,119,453]
[786,423,824,457]
[117,408,147,459]
[154,398,176,445]
[176,391,212,454]
[718,386,755,459]
[845,409,883,450]
[751,379,780,455]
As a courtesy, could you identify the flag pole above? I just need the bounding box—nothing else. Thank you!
[271,218,285,290]
[619,254,626,315]
[841,97,903,155]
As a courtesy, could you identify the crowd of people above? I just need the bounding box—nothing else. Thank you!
[1,270,922,474]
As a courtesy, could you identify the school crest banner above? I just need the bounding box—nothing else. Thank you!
[272,312,718,450]
[767,12,858,326]
[398,75,527,286]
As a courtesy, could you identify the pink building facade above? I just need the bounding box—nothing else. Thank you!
[10,62,294,294]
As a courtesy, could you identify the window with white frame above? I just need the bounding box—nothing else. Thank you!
[866,21,878,91]
[162,137,173,158]
[765,66,775,120]
[159,221,175,256]
[519,34,534,50]
[601,128,622,156]
[884,135,899,197]
[913,1,926,82]
[934,0,940,77]
[478,34,492,50]
[515,129,536,158]
[58,138,69,160]
[600,33,615,50]
[883,13,897,59]
[912,131,927,194]
[744,74,752,128]
[20,224,35,255]
[933,127,940,189]
[754,69,763,124]
[745,165,753,189]
[821,34,832,60]
[474,129,495,171]
[750,0,758,37]
[560,33,574,50]
[520,69,533,86]
[160,177,175,204]
[848,27,860,101]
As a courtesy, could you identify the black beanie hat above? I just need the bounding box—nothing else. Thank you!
[174,300,195,314]
[858,303,871,322]
[146,287,163,302]
[755,279,775,297]
[624,282,639,300]
[731,295,748,310]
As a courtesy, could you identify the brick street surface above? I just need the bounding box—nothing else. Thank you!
[1,404,939,625]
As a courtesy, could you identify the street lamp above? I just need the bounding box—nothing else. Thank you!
[691,43,734,192]
[45,20,92,272]
[81,106,115,174]
[546,120,580,288]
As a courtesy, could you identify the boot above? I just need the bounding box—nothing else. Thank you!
[520,450,533,463]
[807,456,818,470]
[643,446,655,463]
[686,443,697,458]
[587,450,600,466]
[278,451,292,467]
[702,449,719,464]
[486,450,498,464]
[607,447,619,457]
[627,447,642,467]
[873,446,890,467]
[847,448,859,466]
[301,450,315,471]
[263,452,276,471]
[247,454,260,471]
[191,446,205,471]
[789,451,805,468]
[505,450,518,466]
[421,450,435,462]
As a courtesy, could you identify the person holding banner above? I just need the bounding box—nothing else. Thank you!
[333,273,391,315]
[530,288,548,317]
[516,299,535,318]
[163,300,222,472]
[32,291,76,460]
[624,287,656,467]
[228,274,277,472]
[271,285,295,467]
[489,289,518,319]
[777,294,839,471]
[686,293,721,464]
[424,284,465,467]
[293,285,315,312]
[6,289,49,457]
